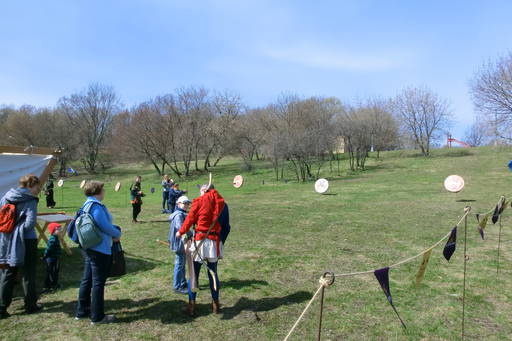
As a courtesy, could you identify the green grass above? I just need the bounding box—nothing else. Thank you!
[2,146,512,340]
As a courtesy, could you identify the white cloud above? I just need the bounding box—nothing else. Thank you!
[263,44,407,71]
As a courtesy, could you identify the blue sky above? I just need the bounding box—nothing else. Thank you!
[1,1,511,138]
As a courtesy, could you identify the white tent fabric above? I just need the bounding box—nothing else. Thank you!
[0,154,53,198]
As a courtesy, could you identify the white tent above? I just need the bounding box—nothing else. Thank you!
[0,146,60,198]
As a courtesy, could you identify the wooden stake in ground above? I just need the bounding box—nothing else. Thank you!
[497,215,503,276]
[462,206,471,340]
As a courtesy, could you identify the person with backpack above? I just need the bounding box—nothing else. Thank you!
[75,181,122,325]
[130,176,144,223]
[0,174,42,319]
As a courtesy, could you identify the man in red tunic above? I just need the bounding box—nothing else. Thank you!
[176,184,225,316]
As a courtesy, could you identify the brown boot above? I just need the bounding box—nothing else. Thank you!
[186,300,196,317]
[212,300,221,314]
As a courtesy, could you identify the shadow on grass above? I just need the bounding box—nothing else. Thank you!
[221,279,269,290]
[456,199,476,202]
[220,291,312,320]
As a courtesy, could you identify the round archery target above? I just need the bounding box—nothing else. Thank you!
[150,187,155,194]
[79,180,86,189]
[57,179,64,187]
[508,160,512,171]
[444,175,465,193]
[233,175,244,188]
[114,182,121,192]
[315,178,329,194]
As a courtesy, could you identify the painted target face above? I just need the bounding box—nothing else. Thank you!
[80,180,86,189]
[114,182,121,192]
[315,178,329,194]
[150,187,155,193]
[57,179,64,187]
[444,175,465,193]
[233,175,244,188]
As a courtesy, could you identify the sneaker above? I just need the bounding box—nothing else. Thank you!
[174,288,188,295]
[25,303,43,314]
[91,314,116,325]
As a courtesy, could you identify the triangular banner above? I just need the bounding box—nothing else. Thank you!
[415,248,433,287]
[492,196,507,224]
[374,267,406,329]
[476,212,491,240]
[443,227,457,261]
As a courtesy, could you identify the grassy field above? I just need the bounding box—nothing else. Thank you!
[1,146,512,340]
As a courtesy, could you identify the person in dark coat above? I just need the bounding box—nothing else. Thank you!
[0,174,43,319]
[130,176,144,223]
[45,175,56,208]
[168,183,187,214]
[43,222,62,291]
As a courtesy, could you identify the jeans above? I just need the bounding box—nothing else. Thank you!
[173,251,187,290]
[0,239,38,312]
[162,191,169,210]
[132,203,142,221]
[76,249,112,322]
[44,258,60,288]
[188,261,219,302]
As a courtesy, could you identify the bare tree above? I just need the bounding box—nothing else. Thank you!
[464,118,489,147]
[391,86,451,156]
[58,83,121,173]
[470,53,512,142]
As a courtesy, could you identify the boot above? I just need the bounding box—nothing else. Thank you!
[186,300,196,317]
[212,300,221,314]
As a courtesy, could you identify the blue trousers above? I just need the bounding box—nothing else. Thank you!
[163,191,170,210]
[76,249,111,322]
[188,261,219,301]
[173,252,187,290]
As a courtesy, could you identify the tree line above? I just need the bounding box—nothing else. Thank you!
[2,52,511,180]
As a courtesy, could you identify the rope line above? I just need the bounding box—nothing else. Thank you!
[334,208,471,278]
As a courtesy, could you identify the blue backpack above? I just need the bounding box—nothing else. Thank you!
[67,202,100,247]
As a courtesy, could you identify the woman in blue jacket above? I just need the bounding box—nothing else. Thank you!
[75,181,121,325]
[0,174,42,319]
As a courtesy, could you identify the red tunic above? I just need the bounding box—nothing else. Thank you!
[179,189,225,244]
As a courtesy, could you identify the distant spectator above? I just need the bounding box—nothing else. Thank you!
[130,176,144,223]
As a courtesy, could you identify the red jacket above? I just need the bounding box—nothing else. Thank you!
[179,189,225,243]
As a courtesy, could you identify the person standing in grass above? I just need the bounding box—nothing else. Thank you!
[75,181,122,325]
[43,222,62,291]
[44,174,56,208]
[176,184,225,316]
[161,174,173,213]
[130,175,144,223]
[0,174,43,319]
[168,196,192,294]
[168,183,187,214]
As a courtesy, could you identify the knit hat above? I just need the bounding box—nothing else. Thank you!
[48,222,61,235]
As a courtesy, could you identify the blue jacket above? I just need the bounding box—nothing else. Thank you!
[219,203,231,244]
[168,189,185,205]
[168,208,190,253]
[0,188,39,266]
[81,197,121,255]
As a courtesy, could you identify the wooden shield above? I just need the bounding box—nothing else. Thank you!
[80,180,86,189]
[315,178,329,194]
[233,175,244,188]
[114,182,121,192]
[57,179,64,187]
[444,175,464,193]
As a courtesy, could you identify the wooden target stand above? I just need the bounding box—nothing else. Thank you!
[0,146,75,254]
